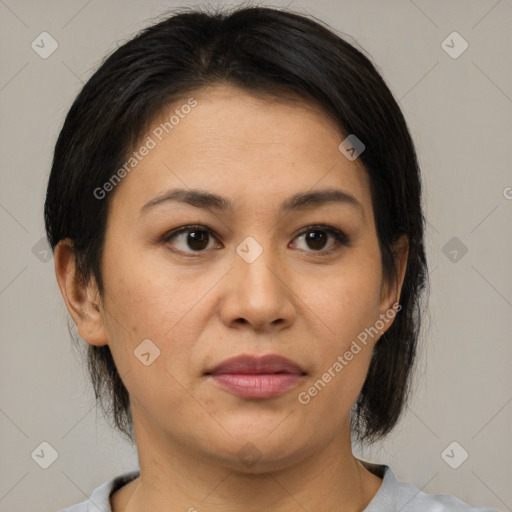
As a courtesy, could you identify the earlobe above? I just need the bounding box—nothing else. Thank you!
[54,239,109,346]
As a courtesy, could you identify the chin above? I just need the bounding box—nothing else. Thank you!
[200,428,319,474]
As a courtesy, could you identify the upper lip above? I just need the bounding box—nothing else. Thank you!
[205,354,306,375]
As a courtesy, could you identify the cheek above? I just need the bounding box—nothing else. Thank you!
[308,258,383,345]
[298,281,380,427]
[102,241,194,336]
[99,247,199,386]
[298,350,371,441]
[297,255,383,409]
[100,264,204,427]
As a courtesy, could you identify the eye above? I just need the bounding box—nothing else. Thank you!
[161,224,350,256]
[290,225,350,254]
[161,225,222,254]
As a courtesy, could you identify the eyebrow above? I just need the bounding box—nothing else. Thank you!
[139,187,365,219]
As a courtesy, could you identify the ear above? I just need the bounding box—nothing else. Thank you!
[379,234,409,318]
[54,239,108,346]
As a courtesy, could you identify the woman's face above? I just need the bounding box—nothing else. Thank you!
[85,84,404,471]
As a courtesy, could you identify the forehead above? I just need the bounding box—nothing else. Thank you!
[157,85,345,163]
[109,84,371,215]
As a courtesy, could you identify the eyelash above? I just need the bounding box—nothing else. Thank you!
[160,224,352,257]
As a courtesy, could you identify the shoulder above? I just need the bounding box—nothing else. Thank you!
[363,463,499,512]
[57,470,140,512]
[393,478,498,511]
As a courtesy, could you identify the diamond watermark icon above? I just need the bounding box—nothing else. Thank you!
[236,236,263,264]
[31,32,59,59]
[441,31,468,59]
[237,442,263,468]
[442,236,468,263]
[338,134,365,161]
[134,338,161,366]
[32,236,53,263]
[441,441,469,469]
[31,441,59,469]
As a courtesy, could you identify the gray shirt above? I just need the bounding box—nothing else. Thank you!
[58,465,499,511]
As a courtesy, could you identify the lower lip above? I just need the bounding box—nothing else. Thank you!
[208,373,304,399]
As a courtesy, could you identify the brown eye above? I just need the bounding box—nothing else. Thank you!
[304,230,329,250]
[291,226,350,254]
[185,230,210,251]
[162,225,221,254]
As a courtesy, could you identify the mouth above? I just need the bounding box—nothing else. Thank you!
[205,354,307,399]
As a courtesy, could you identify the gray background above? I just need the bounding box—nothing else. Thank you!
[1,0,511,511]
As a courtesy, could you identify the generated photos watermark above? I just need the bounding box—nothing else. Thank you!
[93,97,198,200]
[297,302,402,405]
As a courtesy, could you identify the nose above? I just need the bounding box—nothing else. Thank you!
[218,241,296,332]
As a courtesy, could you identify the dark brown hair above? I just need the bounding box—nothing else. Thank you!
[44,5,429,446]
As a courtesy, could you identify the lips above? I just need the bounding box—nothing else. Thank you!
[205,354,306,376]
[205,354,306,399]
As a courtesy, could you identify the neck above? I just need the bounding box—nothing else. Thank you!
[112,413,383,512]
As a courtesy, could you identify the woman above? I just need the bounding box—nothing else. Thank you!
[46,5,497,512]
